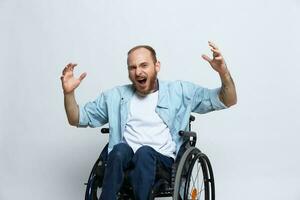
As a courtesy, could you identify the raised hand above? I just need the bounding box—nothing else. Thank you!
[60,63,87,94]
[201,41,229,76]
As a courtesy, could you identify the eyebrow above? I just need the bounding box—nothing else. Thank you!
[128,62,149,69]
[128,64,135,69]
[140,62,148,66]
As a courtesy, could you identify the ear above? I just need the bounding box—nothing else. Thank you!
[155,61,161,72]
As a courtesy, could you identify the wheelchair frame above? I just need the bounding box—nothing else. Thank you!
[85,116,215,200]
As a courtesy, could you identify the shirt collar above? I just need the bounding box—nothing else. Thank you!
[157,79,169,109]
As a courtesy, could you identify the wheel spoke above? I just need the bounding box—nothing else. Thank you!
[198,180,204,199]
[189,156,208,200]
[191,156,201,188]
[173,148,214,200]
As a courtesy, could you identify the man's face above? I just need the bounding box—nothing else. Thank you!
[127,48,160,96]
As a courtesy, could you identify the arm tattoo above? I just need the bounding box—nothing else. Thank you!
[219,73,236,106]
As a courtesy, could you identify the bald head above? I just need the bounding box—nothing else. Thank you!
[127,45,157,65]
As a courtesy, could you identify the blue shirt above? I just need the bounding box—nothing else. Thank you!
[78,80,227,154]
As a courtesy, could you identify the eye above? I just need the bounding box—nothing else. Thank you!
[141,63,148,68]
[128,66,136,71]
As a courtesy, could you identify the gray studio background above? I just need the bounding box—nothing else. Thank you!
[1,0,299,199]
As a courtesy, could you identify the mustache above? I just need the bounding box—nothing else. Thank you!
[135,75,147,80]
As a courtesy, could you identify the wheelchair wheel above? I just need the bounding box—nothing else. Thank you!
[85,159,134,200]
[173,147,215,200]
[85,157,105,200]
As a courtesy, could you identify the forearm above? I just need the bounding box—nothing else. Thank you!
[218,71,237,107]
[64,92,79,126]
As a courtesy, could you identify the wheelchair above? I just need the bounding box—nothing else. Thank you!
[85,116,215,200]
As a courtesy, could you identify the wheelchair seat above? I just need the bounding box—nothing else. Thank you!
[85,116,215,200]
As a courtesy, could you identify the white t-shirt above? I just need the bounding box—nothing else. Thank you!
[123,91,176,159]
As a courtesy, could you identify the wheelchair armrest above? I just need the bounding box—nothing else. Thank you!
[101,128,109,134]
[178,131,197,148]
[189,115,195,122]
[179,131,196,138]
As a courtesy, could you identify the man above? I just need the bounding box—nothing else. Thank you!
[61,41,237,200]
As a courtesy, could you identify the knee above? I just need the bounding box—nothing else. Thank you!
[109,143,133,160]
[134,145,156,159]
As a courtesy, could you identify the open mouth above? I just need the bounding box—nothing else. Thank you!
[137,78,147,85]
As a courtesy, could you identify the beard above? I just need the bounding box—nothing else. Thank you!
[130,72,158,96]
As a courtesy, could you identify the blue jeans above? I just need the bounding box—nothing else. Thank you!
[100,143,174,200]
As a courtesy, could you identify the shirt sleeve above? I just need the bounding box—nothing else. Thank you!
[191,85,227,114]
[77,93,108,128]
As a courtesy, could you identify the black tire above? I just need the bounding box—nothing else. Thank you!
[85,157,105,200]
[173,147,214,200]
[185,152,210,200]
[200,154,215,200]
[85,159,134,200]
